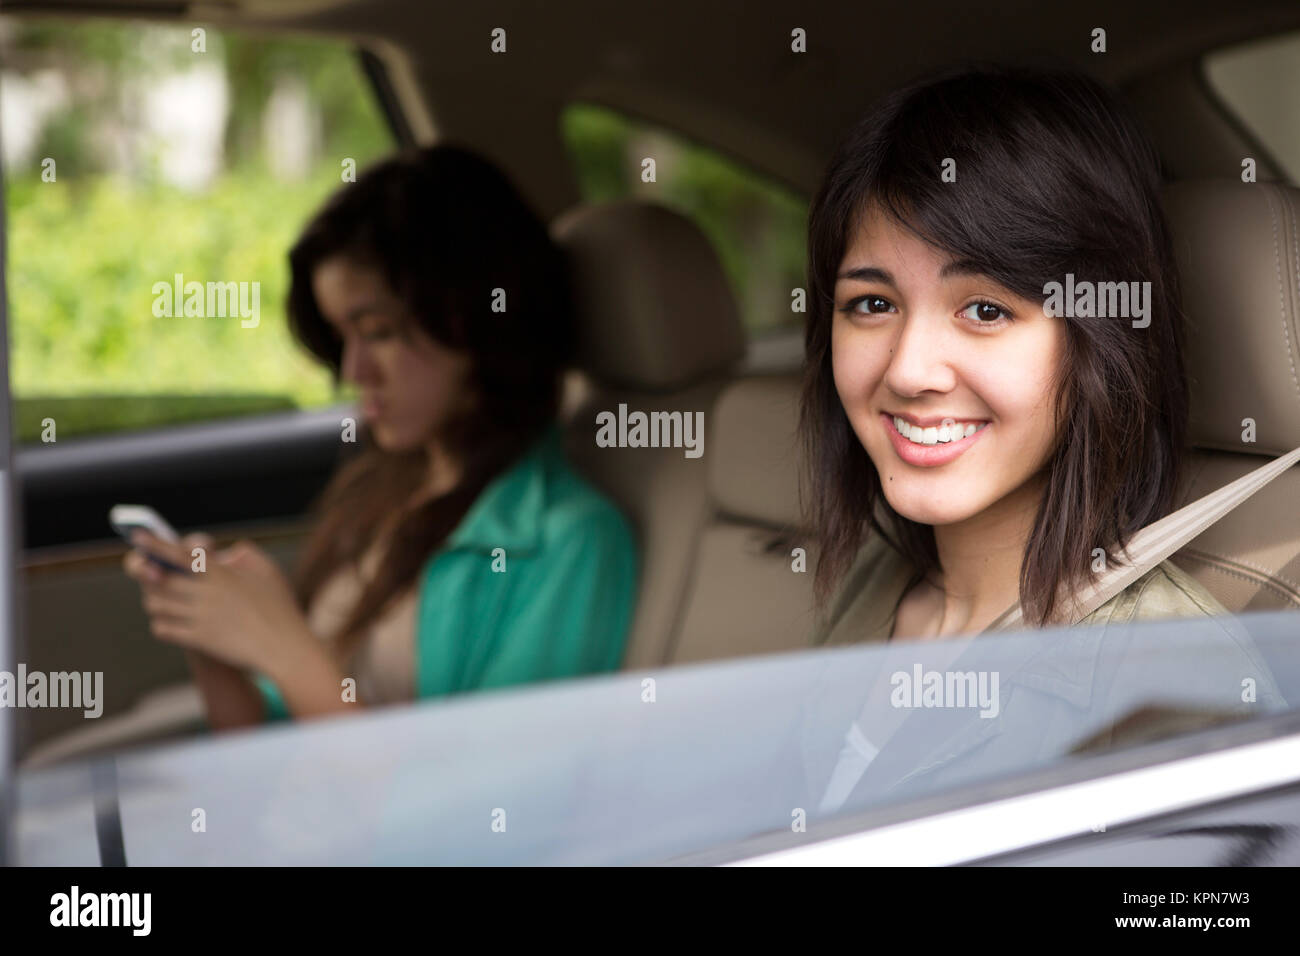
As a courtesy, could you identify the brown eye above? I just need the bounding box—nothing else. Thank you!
[844,294,897,315]
[959,301,1011,324]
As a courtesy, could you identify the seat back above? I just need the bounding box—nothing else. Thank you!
[669,374,817,664]
[553,200,746,668]
[1164,180,1300,612]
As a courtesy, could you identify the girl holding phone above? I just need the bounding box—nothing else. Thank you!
[125,146,638,727]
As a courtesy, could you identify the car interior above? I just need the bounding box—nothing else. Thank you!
[8,0,1300,770]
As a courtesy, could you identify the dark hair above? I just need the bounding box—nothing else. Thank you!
[287,144,574,657]
[801,65,1188,628]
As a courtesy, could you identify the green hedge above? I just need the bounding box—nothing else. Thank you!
[8,168,346,420]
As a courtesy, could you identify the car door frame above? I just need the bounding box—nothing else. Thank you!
[1,114,20,865]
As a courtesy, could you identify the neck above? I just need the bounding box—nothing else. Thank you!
[420,437,463,501]
[927,473,1045,636]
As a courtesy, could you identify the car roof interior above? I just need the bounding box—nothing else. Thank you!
[9,0,1300,212]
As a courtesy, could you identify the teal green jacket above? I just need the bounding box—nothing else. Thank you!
[255,426,638,721]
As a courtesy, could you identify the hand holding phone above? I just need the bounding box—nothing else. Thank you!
[110,504,188,573]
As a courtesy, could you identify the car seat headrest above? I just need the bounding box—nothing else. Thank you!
[553,200,746,392]
[708,376,804,529]
[1164,180,1300,456]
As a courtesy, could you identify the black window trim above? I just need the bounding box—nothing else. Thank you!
[357,46,417,150]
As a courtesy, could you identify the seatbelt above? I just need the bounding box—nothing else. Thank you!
[999,444,1300,630]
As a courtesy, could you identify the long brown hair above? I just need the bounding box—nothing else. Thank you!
[287,145,574,659]
[801,66,1188,628]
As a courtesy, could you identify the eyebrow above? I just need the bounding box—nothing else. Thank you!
[836,259,990,284]
[837,266,894,284]
[323,302,390,328]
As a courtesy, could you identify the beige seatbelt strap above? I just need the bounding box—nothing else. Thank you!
[999,444,1300,630]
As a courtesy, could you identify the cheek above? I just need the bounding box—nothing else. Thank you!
[831,323,888,405]
[974,328,1065,450]
[391,344,472,410]
[367,343,407,382]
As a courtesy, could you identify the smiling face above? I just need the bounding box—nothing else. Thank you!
[312,255,477,453]
[831,203,1067,528]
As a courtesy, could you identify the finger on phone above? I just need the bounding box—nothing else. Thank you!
[124,548,163,584]
[131,531,190,568]
[130,529,158,551]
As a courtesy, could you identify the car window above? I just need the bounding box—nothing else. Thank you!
[1204,30,1300,184]
[560,103,807,337]
[0,18,394,444]
[14,610,1298,865]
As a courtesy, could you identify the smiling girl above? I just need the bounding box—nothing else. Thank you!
[802,66,1230,643]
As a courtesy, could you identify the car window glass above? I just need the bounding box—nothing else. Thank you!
[1205,31,1300,184]
[15,610,1298,864]
[0,18,394,444]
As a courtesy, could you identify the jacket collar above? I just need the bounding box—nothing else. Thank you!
[985,604,1106,711]
[865,553,1105,711]
[443,426,561,556]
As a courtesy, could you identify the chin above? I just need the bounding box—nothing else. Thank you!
[368,424,419,453]
[879,475,983,528]
[888,500,958,527]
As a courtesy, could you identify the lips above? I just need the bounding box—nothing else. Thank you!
[880,412,988,467]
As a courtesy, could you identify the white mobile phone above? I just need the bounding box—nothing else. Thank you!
[110,504,179,543]
[110,505,185,572]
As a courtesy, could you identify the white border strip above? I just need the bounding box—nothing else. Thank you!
[732,731,1300,866]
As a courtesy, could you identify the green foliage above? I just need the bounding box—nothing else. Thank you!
[4,21,392,444]
[9,168,352,412]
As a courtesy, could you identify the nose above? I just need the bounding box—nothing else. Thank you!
[340,335,380,387]
[882,309,959,398]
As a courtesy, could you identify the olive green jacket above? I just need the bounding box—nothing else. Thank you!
[811,532,1244,646]
[801,534,1288,815]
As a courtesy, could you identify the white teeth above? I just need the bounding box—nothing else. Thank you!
[892,415,988,445]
